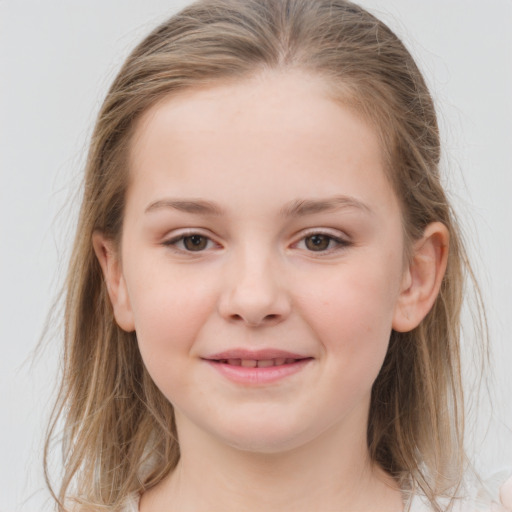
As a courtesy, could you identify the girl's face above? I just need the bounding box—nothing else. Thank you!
[104,72,411,453]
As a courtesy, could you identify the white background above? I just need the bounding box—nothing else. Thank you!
[1,1,511,510]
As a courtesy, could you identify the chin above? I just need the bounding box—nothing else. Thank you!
[211,415,319,455]
[224,435,306,455]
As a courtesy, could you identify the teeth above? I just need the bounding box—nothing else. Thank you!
[220,358,301,367]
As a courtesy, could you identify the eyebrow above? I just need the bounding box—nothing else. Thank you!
[279,196,373,217]
[144,195,373,217]
[145,198,224,215]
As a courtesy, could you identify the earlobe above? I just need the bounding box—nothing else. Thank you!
[392,222,449,333]
[92,232,135,332]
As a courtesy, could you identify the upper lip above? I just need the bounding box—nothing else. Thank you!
[204,349,310,361]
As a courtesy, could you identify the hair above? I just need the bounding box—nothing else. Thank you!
[44,0,485,510]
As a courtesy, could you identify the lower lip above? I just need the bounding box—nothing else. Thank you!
[205,359,313,385]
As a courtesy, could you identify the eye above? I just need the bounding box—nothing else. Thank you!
[295,231,351,253]
[304,234,333,251]
[163,233,217,252]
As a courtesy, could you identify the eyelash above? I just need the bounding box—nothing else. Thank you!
[162,231,219,253]
[294,230,351,254]
[162,229,351,255]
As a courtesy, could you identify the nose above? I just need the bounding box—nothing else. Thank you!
[217,247,291,327]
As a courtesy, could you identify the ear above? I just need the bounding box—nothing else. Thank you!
[392,222,449,332]
[92,232,135,332]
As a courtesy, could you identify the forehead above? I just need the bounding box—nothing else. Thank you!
[135,71,334,129]
[126,71,397,218]
[130,71,380,160]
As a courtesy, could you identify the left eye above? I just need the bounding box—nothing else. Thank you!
[164,234,215,252]
[296,233,349,252]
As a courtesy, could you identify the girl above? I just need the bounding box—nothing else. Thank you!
[44,0,511,510]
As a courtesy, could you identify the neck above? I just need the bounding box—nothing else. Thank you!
[140,410,403,512]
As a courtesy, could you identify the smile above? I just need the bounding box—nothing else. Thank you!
[213,358,302,368]
[203,349,313,385]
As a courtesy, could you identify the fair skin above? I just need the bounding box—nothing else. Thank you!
[94,71,448,512]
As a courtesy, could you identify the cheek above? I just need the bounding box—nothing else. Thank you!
[296,265,401,419]
[295,256,402,366]
[123,260,218,378]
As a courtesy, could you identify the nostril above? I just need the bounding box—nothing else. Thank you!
[229,312,281,327]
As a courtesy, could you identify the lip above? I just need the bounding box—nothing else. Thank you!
[205,348,309,361]
[202,348,313,385]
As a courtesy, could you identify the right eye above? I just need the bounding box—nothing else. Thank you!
[163,233,217,252]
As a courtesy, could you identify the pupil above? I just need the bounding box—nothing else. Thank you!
[306,235,330,251]
[184,235,207,251]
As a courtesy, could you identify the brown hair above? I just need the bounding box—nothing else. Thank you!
[44,0,484,510]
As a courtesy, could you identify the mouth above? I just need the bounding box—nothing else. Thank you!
[209,357,309,368]
[203,349,313,385]
[204,348,311,365]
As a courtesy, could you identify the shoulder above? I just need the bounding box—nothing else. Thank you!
[408,469,512,512]
[461,469,512,511]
